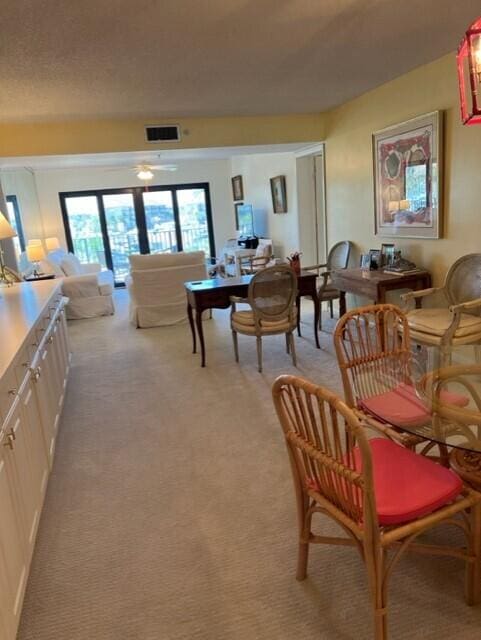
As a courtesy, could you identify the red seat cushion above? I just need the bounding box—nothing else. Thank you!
[359,383,469,428]
[353,438,463,525]
[305,438,463,526]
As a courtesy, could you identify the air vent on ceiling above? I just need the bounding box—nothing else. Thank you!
[144,124,181,143]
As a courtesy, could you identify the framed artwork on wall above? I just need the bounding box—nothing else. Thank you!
[234,202,243,229]
[372,111,442,239]
[232,175,244,201]
[270,175,287,213]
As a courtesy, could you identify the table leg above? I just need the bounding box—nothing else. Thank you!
[187,303,196,354]
[296,296,302,337]
[195,308,207,367]
[339,290,346,318]
[450,449,481,491]
[312,293,320,349]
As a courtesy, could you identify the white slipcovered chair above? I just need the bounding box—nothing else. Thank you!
[126,251,207,328]
[41,248,115,320]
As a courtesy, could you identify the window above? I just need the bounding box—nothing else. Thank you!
[60,183,215,285]
[6,195,26,257]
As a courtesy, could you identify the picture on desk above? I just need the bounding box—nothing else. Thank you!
[368,249,381,270]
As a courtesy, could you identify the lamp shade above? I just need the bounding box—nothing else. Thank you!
[26,244,46,262]
[0,211,17,240]
[45,236,60,251]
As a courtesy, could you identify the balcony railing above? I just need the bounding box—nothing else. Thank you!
[72,226,210,282]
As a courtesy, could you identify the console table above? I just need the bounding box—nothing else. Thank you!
[330,268,432,315]
[185,270,319,367]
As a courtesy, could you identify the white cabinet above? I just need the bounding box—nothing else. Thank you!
[0,439,28,637]
[0,283,71,640]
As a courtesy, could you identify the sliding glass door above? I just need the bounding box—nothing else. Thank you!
[102,193,139,282]
[60,183,215,285]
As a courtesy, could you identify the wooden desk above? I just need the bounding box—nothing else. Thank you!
[330,268,432,316]
[185,270,319,367]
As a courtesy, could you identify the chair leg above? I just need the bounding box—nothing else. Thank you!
[256,336,263,373]
[296,493,311,581]
[289,332,297,367]
[465,501,481,605]
[232,330,239,362]
[329,299,334,318]
[318,302,323,330]
[366,547,388,640]
[286,333,290,354]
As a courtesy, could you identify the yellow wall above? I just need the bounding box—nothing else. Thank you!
[325,53,481,287]
[0,113,325,158]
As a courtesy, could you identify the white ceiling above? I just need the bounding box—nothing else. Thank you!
[0,0,479,122]
[0,143,320,171]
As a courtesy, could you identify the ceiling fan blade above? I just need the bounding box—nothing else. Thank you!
[150,164,178,171]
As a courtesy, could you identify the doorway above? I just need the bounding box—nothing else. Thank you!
[296,147,327,266]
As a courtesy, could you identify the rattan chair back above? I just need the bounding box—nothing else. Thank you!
[272,375,377,527]
[334,304,412,408]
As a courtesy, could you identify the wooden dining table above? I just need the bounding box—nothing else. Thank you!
[184,270,320,366]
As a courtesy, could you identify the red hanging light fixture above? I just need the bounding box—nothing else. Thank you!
[457,17,481,125]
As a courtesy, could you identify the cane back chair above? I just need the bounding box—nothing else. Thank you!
[401,253,481,364]
[272,374,481,640]
[230,265,297,373]
[305,240,352,330]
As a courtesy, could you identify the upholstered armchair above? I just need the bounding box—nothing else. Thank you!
[401,253,481,363]
[126,251,207,327]
[304,240,352,329]
[41,248,115,319]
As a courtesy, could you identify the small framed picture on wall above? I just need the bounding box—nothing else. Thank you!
[232,175,244,201]
[270,175,287,213]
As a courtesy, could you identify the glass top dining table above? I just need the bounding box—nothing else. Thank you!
[384,345,481,489]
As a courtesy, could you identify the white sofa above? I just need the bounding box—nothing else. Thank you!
[126,251,207,328]
[41,249,115,320]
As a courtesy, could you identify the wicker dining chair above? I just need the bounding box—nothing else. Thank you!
[304,240,352,330]
[272,374,481,640]
[230,265,297,373]
[401,253,481,365]
[333,303,428,448]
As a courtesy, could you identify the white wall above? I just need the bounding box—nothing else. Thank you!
[230,152,299,259]
[0,169,43,242]
[9,159,236,256]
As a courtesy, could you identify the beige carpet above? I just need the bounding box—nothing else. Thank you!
[17,291,481,640]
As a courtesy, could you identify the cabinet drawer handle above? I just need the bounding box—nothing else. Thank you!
[3,434,14,450]
[31,366,42,382]
[8,388,17,397]
[8,428,16,441]
[48,336,54,344]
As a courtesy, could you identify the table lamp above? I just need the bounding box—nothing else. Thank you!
[26,243,46,277]
[45,236,60,252]
[0,211,17,286]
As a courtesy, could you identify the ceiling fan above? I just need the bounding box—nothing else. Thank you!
[134,162,177,180]
[102,159,178,181]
